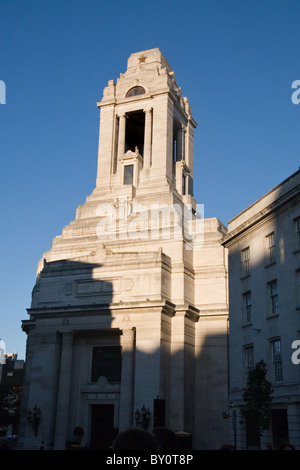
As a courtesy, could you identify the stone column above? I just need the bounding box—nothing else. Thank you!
[117,114,126,159]
[143,108,152,169]
[170,307,198,435]
[185,121,191,167]
[170,312,185,432]
[175,161,183,195]
[53,332,74,449]
[118,328,136,431]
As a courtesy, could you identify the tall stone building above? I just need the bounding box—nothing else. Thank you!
[18,49,228,450]
[222,169,300,450]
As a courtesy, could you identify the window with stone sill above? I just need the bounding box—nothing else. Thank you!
[241,247,250,277]
[245,345,254,375]
[268,279,279,316]
[295,217,300,249]
[124,164,134,185]
[266,232,276,264]
[271,339,283,383]
[296,269,300,308]
[243,291,252,324]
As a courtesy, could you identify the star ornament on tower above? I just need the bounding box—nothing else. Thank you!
[138,54,147,63]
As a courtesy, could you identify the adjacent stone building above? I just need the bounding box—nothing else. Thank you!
[222,169,300,450]
[18,49,229,450]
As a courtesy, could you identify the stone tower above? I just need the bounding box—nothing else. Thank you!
[19,49,229,450]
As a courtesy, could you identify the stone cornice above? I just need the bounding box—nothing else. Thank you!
[174,303,200,323]
[26,299,176,318]
[222,183,300,247]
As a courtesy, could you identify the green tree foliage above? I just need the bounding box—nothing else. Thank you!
[0,383,22,435]
[242,360,273,442]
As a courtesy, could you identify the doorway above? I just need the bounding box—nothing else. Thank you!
[90,404,115,449]
[272,409,289,449]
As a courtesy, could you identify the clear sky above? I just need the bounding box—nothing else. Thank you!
[1,0,300,360]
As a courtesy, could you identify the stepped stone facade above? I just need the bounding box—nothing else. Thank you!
[18,49,229,450]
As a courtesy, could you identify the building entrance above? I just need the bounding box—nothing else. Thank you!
[90,404,115,449]
[272,409,289,449]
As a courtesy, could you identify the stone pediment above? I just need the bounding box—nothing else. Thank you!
[119,149,142,161]
[83,376,120,393]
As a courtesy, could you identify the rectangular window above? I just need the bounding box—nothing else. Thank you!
[182,173,186,195]
[241,247,250,276]
[266,232,276,263]
[268,280,279,315]
[271,339,283,382]
[296,270,300,307]
[124,165,134,185]
[91,346,122,383]
[245,346,254,373]
[296,217,300,249]
[243,291,252,323]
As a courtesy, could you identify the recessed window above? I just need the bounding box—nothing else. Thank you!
[124,164,134,185]
[182,173,187,195]
[268,279,279,315]
[271,339,283,382]
[245,346,254,374]
[241,247,250,276]
[295,217,300,248]
[243,291,252,324]
[266,232,276,263]
[126,86,145,97]
[91,346,122,383]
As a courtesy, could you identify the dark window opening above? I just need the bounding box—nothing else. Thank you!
[91,346,122,383]
[126,86,145,97]
[173,119,183,163]
[125,110,145,156]
[182,173,187,195]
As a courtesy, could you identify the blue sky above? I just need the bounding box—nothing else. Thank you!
[0,0,300,359]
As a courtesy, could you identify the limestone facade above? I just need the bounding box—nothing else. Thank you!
[18,49,229,450]
[222,169,300,449]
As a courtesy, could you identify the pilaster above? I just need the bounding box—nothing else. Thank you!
[118,328,136,431]
[53,332,74,450]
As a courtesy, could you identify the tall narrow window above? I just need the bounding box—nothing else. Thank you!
[268,280,279,315]
[124,165,134,185]
[245,346,254,374]
[267,232,276,263]
[182,173,186,195]
[296,269,300,307]
[295,217,300,249]
[241,247,250,276]
[243,291,252,323]
[271,339,283,382]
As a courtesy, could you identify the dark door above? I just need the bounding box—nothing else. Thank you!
[245,411,261,449]
[90,404,115,449]
[272,409,289,449]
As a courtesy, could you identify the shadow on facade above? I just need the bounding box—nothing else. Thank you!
[20,259,116,450]
[19,257,230,450]
[223,170,300,449]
